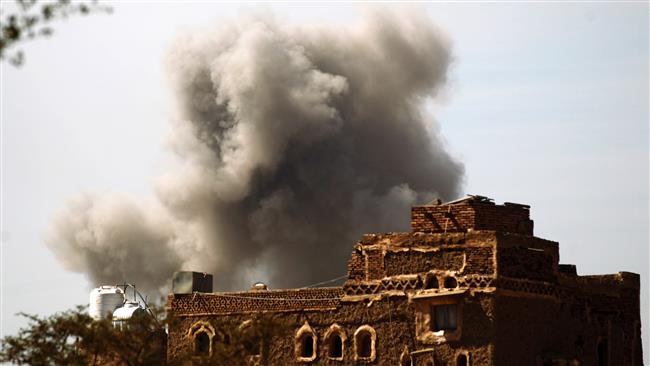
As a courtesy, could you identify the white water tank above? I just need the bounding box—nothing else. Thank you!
[113,302,146,321]
[89,286,125,320]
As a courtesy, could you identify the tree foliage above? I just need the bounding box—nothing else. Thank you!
[0,305,171,366]
[1,305,287,365]
[0,0,111,66]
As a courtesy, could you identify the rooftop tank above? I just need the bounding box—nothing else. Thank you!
[89,286,125,320]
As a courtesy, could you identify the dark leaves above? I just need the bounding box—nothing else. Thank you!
[0,305,173,366]
[0,0,112,66]
[0,305,286,365]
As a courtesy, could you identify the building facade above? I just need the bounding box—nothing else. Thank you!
[166,196,643,365]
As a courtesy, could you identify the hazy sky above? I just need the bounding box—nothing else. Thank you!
[1,2,648,362]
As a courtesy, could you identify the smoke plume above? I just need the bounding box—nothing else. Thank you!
[45,8,464,294]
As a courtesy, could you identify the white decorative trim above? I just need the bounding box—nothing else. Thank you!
[295,321,317,362]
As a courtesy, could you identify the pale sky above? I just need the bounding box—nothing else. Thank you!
[1,2,648,362]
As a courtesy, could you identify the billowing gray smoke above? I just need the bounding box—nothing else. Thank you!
[45,8,464,294]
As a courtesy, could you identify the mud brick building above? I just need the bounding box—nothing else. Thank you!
[166,195,643,365]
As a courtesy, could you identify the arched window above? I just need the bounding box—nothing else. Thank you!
[300,334,314,357]
[295,322,317,362]
[444,276,458,289]
[239,320,261,357]
[457,353,468,366]
[188,321,215,357]
[325,323,346,360]
[425,275,439,289]
[354,325,376,361]
[597,338,609,366]
[358,333,371,357]
[243,339,261,356]
[194,332,210,356]
[329,334,343,358]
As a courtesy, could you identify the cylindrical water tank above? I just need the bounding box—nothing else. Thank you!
[112,302,146,322]
[89,286,125,320]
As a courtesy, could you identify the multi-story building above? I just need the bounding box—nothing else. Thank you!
[166,195,643,365]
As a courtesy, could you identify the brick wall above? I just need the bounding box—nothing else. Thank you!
[365,250,385,280]
[411,200,533,235]
[346,249,365,281]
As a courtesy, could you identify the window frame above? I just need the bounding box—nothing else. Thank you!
[324,323,346,361]
[187,321,216,358]
[353,325,377,362]
[295,322,317,362]
[413,290,465,343]
[430,303,459,332]
[455,351,470,366]
[239,319,263,360]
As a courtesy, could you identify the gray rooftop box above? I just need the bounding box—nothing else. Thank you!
[172,271,213,294]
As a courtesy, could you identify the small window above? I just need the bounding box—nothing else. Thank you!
[597,338,608,366]
[188,321,215,357]
[431,304,458,331]
[325,324,346,360]
[300,334,314,358]
[243,339,261,356]
[328,334,343,358]
[239,320,261,357]
[353,325,376,361]
[457,353,468,366]
[194,331,210,356]
[425,276,439,289]
[357,332,372,357]
[444,276,458,289]
[295,322,317,362]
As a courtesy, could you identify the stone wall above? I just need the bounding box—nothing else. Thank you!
[167,293,496,365]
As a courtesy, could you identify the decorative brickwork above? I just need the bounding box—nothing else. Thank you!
[166,196,643,365]
[169,288,343,316]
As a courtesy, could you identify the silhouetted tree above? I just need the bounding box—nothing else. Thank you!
[0,0,111,66]
[0,305,171,365]
[1,305,287,365]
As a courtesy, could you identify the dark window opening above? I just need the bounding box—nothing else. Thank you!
[426,276,439,289]
[401,353,412,366]
[194,332,210,356]
[444,276,458,289]
[244,339,260,356]
[597,339,608,366]
[430,304,458,331]
[457,353,468,366]
[300,334,315,358]
[357,331,372,358]
[328,334,343,358]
